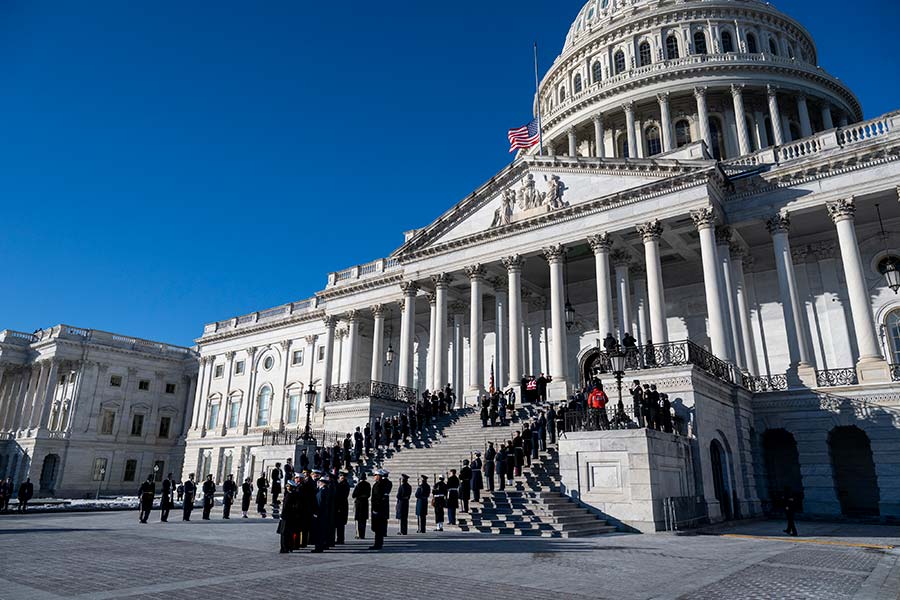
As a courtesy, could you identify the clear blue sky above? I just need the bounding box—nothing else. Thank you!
[1,0,896,347]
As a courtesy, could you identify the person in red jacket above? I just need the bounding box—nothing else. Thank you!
[588,385,610,429]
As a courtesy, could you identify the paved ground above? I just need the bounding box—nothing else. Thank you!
[1,508,898,600]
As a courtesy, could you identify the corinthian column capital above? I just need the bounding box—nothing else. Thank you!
[636,220,664,242]
[765,212,791,235]
[587,233,614,253]
[690,206,717,230]
[826,197,856,223]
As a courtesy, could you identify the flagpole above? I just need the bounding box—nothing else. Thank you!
[534,41,544,155]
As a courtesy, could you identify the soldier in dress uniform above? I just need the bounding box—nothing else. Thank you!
[138,475,155,524]
[352,472,371,539]
[182,474,197,521]
[222,474,237,519]
[343,434,353,471]
[470,452,484,502]
[279,480,302,553]
[446,469,460,525]
[310,472,329,553]
[354,427,364,461]
[485,442,496,492]
[415,475,431,533]
[395,473,412,535]
[270,463,283,513]
[201,474,216,520]
[369,469,392,550]
[160,473,174,522]
[240,476,253,518]
[459,460,472,512]
[432,475,447,531]
[333,472,351,544]
[256,474,268,518]
[299,470,316,547]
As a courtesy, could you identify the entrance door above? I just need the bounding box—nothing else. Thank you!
[829,426,880,517]
[39,454,60,494]
[762,429,804,512]
[710,440,733,520]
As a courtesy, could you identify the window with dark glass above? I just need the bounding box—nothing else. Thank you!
[675,120,692,147]
[165,383,176,394]
[131,414,144,436]
[592,61,602,83]
[646,126,662,155]
[666,35,679,59]
[693,31,708,55]
[614,50,626,74]
[559,87,566,102]
[769,38,779,55]
[721,31,734,53]
[746,33,758,53]
[158,416,171,438]
[138,380,150,391]
[123,459,137,482]
[638,42,652,66]
[574,73,582,94]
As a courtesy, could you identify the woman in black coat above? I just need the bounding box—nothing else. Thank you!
[240,477,253,518]
[255,475,268,517]
[352,474,371,539]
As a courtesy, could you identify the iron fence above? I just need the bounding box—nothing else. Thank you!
[325,380,417,404]
[662,496,708,531]
[591,340,739,387]
[815,367,859,387]
[261,428,345,448]
[560,405,687,437]
[742,373,789,392]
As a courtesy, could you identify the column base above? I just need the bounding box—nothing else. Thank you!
[464,388,484,407]
[787,365,819,388]
[546,378,569,403]
[856,357,892,385]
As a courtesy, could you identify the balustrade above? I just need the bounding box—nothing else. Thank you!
[815,367,859,387]
[325,380,418,404]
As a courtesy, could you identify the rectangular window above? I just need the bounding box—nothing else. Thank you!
[234,360,245,375]
[92,457,108,481]
[165,383,176,394]
[158,416,171,438]
[292,349,303,366]
[154,461,165,482]
[228,402,241,428]
[100,409,116,435]
[138,380,150,391]
[207,404,219,430]
[214,364,224,378]
[109,375,122,387]
[317,346,325,361]
[123,459,137,482]
[131,414,144,436]
[57,375,67,386]
[287,393,300,424]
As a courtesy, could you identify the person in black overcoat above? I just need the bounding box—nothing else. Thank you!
[240,477,253,518]
[256,475,268,517]
[352,472,371,539]
[138,475,154,523]
[459,461,472,512]
[299,472,316,547]
[311,475,329,553]
[222,474,237,519]
[16,478,33,514]
[484,443,496,492]
[279,482,302,553]
[343,434,353,471]
[270,463,282,510]
[160,473,174,522]
[201,474,216,520]
[495,446,507,491]
[415,475,431,533]
[395,474,412,535]
[182,474,196,521]
[470,453,483,502]
[431,476,447,531]
[369,470,392,550]
[446,470,459,525]
[334,472,351,544]
[522,424,533,467]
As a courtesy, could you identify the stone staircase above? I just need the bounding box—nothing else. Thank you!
[354,404,616,538]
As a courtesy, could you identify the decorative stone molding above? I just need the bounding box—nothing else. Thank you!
[715,225,733,245]
[611,249,631,268]
[766,84,779,99]
[431,273,452,288]
[371,304,386,318]
[399,281,419,296]
[464,264,487,280]
[826,196,856,223]
[489,277,507,293]
[791,246,810,263]
[280,340,292,352]
[586,233,613,253]
[225,351,236,361]
[690,206,717,230]
[729,243,746,259]
[426,292,436,306]
[730,83,745,98]
[631,264,647,279]
[345,309,361,322]
[693,86,708,100]
[811,241,837,260]
[501,254,525,271]
[304,335,318,346]
[323,316,337,328]
[245,346,258,359]
[765,212,791,235]
[636,220,664,242]
[449,301,467,315]
[542,244,565,263]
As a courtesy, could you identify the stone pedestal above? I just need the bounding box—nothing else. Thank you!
[856,357,891,385]
[323,398,411,435]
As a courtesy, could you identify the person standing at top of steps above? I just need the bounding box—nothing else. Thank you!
[532,423,541,460]
[538,411,548,451]
[459,460,472,512]
[536,373,550,403]
[415,475,431,533]
[432,475,447,531]
[485,443,496,492]
[480,395,489,427]
[547,405,557,444]
[470,453,483,502]
[507,387,516,413]
[495,444,507,491]
[499,393,508,426]
[513,434,524,478]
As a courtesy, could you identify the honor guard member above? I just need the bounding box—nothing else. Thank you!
[369,469,392,550]
[240,477,253,518]
[160,473,175,522]
[279,479,302,553]
[271,463,283,512]
[470,452,484,502]
[138,475,155,524]
[310,471,329,553]
[182,474,197,521]
[352,472,371,539]
[395,473,412,535]
[201,474,216,520]
[432,475,447,531]
[415,475,431,533]
[495,445,507,491]
[222,474,237,519]
[446,469,460,525]
[484,443,496,492]
[256,474,269,518]
[334,472,351,544]
[459,460,472,512]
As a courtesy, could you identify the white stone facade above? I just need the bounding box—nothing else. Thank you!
[0,326,198,497]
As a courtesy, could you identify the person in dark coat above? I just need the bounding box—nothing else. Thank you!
[480,396,489,427]
[343,434,353,471]
[783,488,799,537]
[138,475,154,523]
[182,474,196,521]
[299,449,310,472]
[222,474,237,519]
[446,469,460,525]
[538,412,548,451]
[284,459,295,482]
[603,333,618,352]
[270,463,282,510]
[16,478,34,513]
[279,480,302,553]
[459,461,472,512]
[547,405,557,444]
[352,472,371,539]
[256,475,268,517]
[531,425,540,460]
[299,471,316,548]
[522,423,533,467]
[432,475,447,531]
[364,423,373,456]
[395,474,412,535]
[354,427,363,461]
[485,443,496,492]
[201,474,216,520]
[334,472,351,544]
[369,470,392,550]
[415,475,431,533]
[506,441,516,484]
[160,473,174,522]
[536,373,549,403]
[240,477,253,518]
[311,474,329,553]
[470,453,483,502]
[325,475,337,548]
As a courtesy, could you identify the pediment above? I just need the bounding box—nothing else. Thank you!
[395,155,711,259]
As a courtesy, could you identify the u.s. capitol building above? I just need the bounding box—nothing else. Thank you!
[4,0,900,529]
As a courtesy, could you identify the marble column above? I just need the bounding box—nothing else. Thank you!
[766,213,814,373]
[731,84,752,156]
[543,245,569,393]
[632,266,650,346]
[820,103,834,130]
[492,278,509,390]
[691,208,730,359]
[432,274,450,389]
[450,303,466,406]
[612,250,633,340]
[637,220,669,344]
[466,264,486,399]
[398,282,418,389]
[37,359,61,430]
[623,102,637,158]
[503,255,524,387]
[716,227,742,366]
[658,92,673,152]
[426,293,437,391]
[694,87,712,153]
[567,127,577,157]
[304,334,318,393]
[797,95,813,137]
[370,304,385,383]
[321,316,337,397]
[592,114,606,158]
[766,85,785,146]
[827,198,889,381]
[343,311,361,384]
[587,234,615,340]
[753,109,769,149]
[731,247,759,375]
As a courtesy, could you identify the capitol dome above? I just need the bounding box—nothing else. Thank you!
[534,0,860,161]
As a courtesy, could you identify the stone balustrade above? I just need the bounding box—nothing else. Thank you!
[326,257,401,288]
[202,297,319,335]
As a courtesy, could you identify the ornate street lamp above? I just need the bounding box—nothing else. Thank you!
[565,300,575,330]
[876,203,900,294]
[384,343,395,367]
[606,345,628,425]
[303,385,317,442]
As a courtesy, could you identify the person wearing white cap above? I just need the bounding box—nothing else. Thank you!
[432,475,447,531]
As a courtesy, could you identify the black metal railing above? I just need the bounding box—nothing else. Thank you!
[891,364,900,382]
[815,367,859,388]
[325,380,417,404]
[591,340,740,388]
[560,405,687,437]
[742,373,789,392]
[261,428,345,448]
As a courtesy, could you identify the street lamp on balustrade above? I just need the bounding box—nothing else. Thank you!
[607,345,628,423]
[303,385,317,443]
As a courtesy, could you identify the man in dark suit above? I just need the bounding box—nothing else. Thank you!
[536,373,549,403]
[484,443,496,492]
[352,472,371,539]
[138,475,154,523]
[222,474,237,519]
[395,474,412,535]
[470,453,483,503]
[160,473,174,522]
[270,463,283,512]
[16,478,34,513]
[415,475,430,533]
[311,473,329,553]
[201,474,216,520]
[334,472,351,544]
[459,461,472,513]
[182,474,196,521]
[369,470,392,550]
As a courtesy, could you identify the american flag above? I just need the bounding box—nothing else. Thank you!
[488,359,496,394]
[508,118,540,153]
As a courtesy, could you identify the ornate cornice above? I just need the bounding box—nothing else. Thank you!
[316,272,404,302]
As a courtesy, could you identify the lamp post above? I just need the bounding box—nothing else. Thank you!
[96,467,106,500]
[303,385,317,443]
[607,345,628,424]
[876,203,900,293]
[385,343,395,367]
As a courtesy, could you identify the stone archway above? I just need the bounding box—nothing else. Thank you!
[39,454,60,494]
[710,439,733,520]
[762,429,804,512]
[829,426,880,517]
[578,347,609,388]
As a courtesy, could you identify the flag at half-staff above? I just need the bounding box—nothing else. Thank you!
[507,118,540,153]
[488,358,496,394]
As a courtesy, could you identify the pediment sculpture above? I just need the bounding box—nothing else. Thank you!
[490,174,567,228]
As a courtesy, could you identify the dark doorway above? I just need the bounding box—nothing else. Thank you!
[39,454,60,494]
[710,440,733,520]
[829,426,880,517]
[762,429,804,512]
[580,349,604,386]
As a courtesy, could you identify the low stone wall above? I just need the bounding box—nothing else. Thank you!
[322,397,412,435]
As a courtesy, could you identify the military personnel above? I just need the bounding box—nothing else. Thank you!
[343,434,353,471]
[310,471,329,553]
[222,474,237,519]
[470,452,484,502]
[484,442,496,492]
[334,472,351,544]
[201,474,216,520]
[270,463,283,512]
[256,474,269,517]
[240,476,253,518]
[137,475,154,524]
[160,473,174,522]
[369,469,392,550]
[495,445,507,491]
[459,460,472,512]
[446,469,459,525]
[415,475,431,533]
[354,427,364,461]
[395,474,412,535]
[432,475,447,531]
[182,474,196,521]
[279,480,301,553]
[353,471,371,539]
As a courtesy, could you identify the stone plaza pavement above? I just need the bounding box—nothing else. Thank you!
[0,509,898,600]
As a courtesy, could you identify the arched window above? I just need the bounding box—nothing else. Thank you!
[708,116,724,160]
[885,308,900,364]
[675,119,692,147]
[666,35,679,59]
[638,41,652,66]
[614,50,626,74]
[787,44,795,59]
[721,31,734,53]
[559,86,566,102]
[574,73,583,94]
[646,126,661,155]
[256,385,271,427]
[617,133,629,158]
[693,31,708,55]
[592,61,603,83]
[746,33,758,53]
[768,37,779,55]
